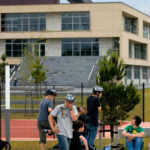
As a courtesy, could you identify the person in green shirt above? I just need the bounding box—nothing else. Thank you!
[122,116,145,150]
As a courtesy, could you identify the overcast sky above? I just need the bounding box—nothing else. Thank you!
[60,0,150,16]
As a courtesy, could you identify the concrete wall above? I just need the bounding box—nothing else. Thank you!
[99,38,113,56]
[46,39,61,56]
[46,13,61,31]
[0,40,5,57]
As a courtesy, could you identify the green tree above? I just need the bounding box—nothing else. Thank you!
[0,54,8,84]
[19,48,35,85]
[96,52,140,122]
[19,42,46,91]
[31,57,46,86]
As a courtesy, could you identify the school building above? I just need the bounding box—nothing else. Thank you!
[0,1,150,86]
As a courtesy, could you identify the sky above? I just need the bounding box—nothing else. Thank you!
[60,0,150,16]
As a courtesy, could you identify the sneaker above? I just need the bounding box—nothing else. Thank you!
[89,145,96,150]
[43,129,54,136]
[43,129,48,134]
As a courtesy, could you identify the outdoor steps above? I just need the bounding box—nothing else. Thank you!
[13,56,99,87]
[43,56,99,87]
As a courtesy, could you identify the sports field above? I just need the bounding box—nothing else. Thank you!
[1,88,150,149]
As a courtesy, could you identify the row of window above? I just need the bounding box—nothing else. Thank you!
[126,66,149,80]
[6,39,45,57]
[62,12,90,31]
[129,41,146,60]
[1,14,46,32]
[124,16,150,40]
[1,12,90,32]
[5,38,99,57]
[62,38,99,56]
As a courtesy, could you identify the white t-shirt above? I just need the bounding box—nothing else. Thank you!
[51,104,78,138]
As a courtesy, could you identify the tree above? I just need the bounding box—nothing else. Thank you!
[96,52,140,122]
[18,48,35,85]
[0,54,8,84]
[31,57,46,87]
[19,42,46,93]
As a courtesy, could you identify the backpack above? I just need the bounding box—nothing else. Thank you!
[0,140,11,150]
[111,143,124,150]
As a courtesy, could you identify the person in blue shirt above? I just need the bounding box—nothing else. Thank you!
[37,89,57,150]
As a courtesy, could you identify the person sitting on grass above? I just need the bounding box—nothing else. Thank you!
[70,120,88,150]
[122,116,145,150]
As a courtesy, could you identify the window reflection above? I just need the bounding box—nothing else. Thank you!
[61,12,90,31]
[62,38,99,56]
[5,39,46,57]
[1,13,46,32]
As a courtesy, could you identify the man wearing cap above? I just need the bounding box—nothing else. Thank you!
[85,86,103,150]
[37,89,57,150]
[49,94,78,150]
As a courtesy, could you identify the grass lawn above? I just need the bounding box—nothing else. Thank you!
[2,88,150,149]
[8,88,150,121]
[10,137,150,150]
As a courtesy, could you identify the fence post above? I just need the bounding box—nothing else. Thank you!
[53,85,56,108]
[81,83,83,106]
[0,82,1,139]
[143,82,145,122]
[5,65,10,142]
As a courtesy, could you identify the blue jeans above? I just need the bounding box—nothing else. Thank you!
[125,137,143,150]
[86,124,98,147]
[57,135,71,150]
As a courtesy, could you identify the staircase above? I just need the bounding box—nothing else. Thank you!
[43,56,98,87]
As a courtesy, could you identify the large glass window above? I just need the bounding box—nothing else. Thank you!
[129,41,132,58]
[134,66,140,79]
[134,43,146,60]
[142,67,148,79]
[143,24,149,38]
[61,12,90,31]
[124,17,137,34]
[1,13,46,32]
[62,38,99,56]
[5,39,46,57]
[126,66,132,79]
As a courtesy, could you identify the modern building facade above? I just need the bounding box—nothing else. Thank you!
[0,2,150,85]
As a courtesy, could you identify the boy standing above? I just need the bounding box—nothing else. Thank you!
[49,94,78,150]
[86,86,103,150]
[37,89,57,150]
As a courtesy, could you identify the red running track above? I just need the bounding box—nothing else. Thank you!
[2,119,147,141]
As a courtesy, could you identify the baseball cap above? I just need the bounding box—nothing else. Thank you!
[45,89,57,96]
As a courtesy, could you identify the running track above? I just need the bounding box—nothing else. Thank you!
[1,119,150,141]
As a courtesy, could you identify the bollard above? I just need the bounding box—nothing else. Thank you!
[148,142,150,150]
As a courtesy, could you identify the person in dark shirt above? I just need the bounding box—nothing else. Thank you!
[85,86,103,150]
[37,89,57,150]
[79,106,87,122]
[70,120,88,150]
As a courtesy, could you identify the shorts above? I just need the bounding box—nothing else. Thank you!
[37,121,52,144]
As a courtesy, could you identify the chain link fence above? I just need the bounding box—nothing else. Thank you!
[0,83,150,149]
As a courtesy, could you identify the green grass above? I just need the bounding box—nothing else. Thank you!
[8,88,150,121]
[10,137,150,150]
[5,88,150,149]
[127,88,150,121]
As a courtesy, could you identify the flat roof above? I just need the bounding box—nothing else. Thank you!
[0,0,59,5]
